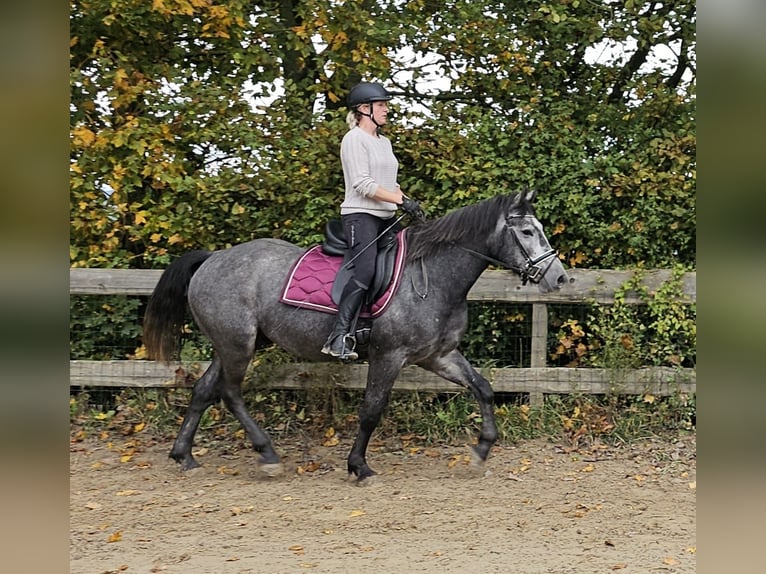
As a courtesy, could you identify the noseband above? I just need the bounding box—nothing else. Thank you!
[461,215,558,285]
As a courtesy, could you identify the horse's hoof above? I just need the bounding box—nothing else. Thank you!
[467,449,492,477]
[349,470,381,486]
[469,449,486,467]
[258,462,284,478]
[171,454,201,471]
[355,472,380,487]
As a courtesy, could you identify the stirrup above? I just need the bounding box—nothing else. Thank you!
[321,333,358,361]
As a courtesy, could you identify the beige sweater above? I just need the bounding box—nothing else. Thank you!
[340,127,399,218]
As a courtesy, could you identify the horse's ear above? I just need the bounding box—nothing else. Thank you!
[524,187,537,203]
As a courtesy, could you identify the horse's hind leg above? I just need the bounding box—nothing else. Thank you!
[170,358,223,470]
[217,355,282,473]
[347,357,401,482]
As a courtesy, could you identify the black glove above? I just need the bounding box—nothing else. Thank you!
[400,197,426,222]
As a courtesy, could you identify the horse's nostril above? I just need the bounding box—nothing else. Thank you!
[557,274,567,286]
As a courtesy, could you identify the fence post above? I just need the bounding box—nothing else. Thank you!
[528,303,548,407]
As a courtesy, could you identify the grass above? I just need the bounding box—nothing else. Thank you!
[70,384,696,450]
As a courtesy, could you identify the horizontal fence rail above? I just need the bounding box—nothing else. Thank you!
[70,267,696,304]
[70,360,696,396]
[70,267,696,402]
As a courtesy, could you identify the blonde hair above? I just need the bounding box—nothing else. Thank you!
[346,110,359,129]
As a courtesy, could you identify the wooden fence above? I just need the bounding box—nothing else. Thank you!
[69,268,696,405]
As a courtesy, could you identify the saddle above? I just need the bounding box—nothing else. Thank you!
[279,220,407,320]
[322,218,400,305]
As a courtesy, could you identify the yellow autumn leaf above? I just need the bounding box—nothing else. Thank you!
[150,233,162,243]
[581,464,595,473]
[167,233,184,245]
[643,394,656,404]
[114,68,129,90]
[72,126,96,147]
[120,454,133,463]
[662,557,679,566]
[349,509,366,518]
[323,426,339,447]
[289,545,305,555]
[134,211,147,225]
[133,422,145,433]
[107,531,122,543]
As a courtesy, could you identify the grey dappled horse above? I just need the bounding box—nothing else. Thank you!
[143,190,569,482]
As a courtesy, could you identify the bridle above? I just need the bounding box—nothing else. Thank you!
[460,215,558,285]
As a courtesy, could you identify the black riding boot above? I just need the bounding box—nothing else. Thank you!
[321,284,366,361]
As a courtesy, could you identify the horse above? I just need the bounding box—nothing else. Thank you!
[143,189,570,482]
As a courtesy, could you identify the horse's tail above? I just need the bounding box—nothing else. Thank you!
[143,250,212,362]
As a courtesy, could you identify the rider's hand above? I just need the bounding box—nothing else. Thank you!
[400,197,426,222]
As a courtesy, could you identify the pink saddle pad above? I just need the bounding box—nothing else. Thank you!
[279,230,407,318]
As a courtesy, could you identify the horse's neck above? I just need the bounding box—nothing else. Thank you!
[426,246,488,300]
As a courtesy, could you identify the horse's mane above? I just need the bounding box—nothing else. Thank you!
[405,192,534,262]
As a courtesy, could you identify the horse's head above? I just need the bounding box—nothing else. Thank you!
[499,189,570,292]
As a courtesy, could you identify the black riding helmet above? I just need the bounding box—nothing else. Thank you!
[347,82,392,109]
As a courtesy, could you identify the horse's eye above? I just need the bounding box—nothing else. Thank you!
[521,229,534,237]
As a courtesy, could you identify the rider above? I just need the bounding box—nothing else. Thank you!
[321,81,424,361]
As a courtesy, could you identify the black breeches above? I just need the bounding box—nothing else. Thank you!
[341,212,396,290]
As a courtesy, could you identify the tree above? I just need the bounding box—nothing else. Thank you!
[70,0,695,270]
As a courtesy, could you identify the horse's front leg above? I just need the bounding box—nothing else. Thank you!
[170,358,223,470]
[421,350,498,464]
[347,358,401,482]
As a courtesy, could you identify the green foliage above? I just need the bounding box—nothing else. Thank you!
[71,0,695,271]
[550,268,696,368]
[461,303,531,367]
[70,295,143,359]
[70,1,695,372]
[71,387,695,448]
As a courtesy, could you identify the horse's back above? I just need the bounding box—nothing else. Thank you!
[187,238,302,310]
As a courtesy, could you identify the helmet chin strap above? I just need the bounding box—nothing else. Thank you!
[359,103,384,128]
